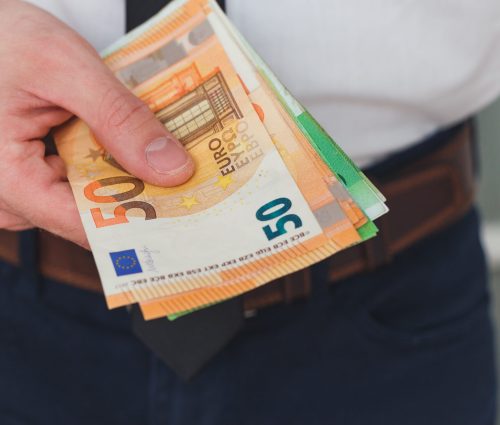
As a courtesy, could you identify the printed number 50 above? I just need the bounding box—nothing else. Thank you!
[84,176,157,228]
[256,197,303,241]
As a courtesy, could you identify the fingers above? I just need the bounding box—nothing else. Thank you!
[31,38,195,187]
[0,2,194,251]
[37,180,90,249]
[0,140,88,248]
[25,178,89,248]
[0,3,99,245]
[45,154,67,179]
[93,88,195,187]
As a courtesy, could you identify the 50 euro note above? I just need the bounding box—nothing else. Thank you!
[134,0,377,319]
[139,58,365,320]
[208,0,388,222]
[137,13,374,318]
[55,0,365,313]
[140,72,375,318]
[206,10,374,236]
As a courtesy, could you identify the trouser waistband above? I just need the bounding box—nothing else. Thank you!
[1,119,477,312]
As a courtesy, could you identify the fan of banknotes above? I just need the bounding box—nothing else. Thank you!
[54,0,388,321]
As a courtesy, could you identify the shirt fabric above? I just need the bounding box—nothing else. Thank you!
[24,0,500,166]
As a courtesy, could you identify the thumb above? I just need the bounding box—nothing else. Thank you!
[47,54,195,187]
[91,83,195,187]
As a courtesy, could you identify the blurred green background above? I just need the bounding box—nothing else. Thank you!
[478,98,500,422]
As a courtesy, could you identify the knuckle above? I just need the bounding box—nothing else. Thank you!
[101,90,153,136]
[0,141,46,176]
[15,140,45,160]
[9,32,91,98]
[16,31,66,72]
[0,116,14,142]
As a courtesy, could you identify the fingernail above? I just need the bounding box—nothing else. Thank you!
[146,137,191,175]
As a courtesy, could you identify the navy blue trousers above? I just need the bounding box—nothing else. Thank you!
[0,207,496,425]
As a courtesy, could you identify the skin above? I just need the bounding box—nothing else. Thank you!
[0,0,194,248]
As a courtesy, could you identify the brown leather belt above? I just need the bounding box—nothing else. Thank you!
[0,122,475,313]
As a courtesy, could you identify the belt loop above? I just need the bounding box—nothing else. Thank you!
[16,229,42,299]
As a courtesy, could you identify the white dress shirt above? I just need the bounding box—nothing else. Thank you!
[24,0,500,166]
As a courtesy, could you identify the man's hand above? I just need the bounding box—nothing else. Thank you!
[0,0,194,247]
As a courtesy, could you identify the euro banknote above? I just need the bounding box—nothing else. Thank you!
[55,0,387,319]
[208,1,388,222]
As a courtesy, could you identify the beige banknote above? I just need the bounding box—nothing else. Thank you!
[55,0,362,313]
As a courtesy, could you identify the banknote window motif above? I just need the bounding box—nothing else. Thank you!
[155,66,242,146]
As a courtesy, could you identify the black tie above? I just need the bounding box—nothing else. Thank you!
[127,0,226,30]
[125,0,243,381]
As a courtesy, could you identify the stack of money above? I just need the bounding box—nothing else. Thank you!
[55,0,388,321]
